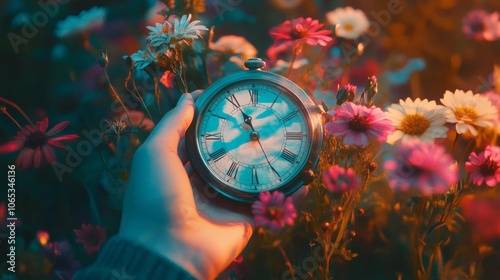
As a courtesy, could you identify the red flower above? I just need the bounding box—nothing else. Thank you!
[73,224,106,254]
[0,118,79,168]
[465,145,500,187]
[269,17,332,56]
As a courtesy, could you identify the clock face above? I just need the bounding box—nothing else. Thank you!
[196,81,312,194]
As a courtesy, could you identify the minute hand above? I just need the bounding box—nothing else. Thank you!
[256,138,280,179]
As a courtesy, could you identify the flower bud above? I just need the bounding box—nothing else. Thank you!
[363,76,378,105]
[0,105,6,113]
[357,208,366,215]
[368,162,378,172]
[336,84,357,106]
[99,50,109,68]
[122,55,134,70]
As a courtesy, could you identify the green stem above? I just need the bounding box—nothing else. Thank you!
[0,97,33,125]
[104,69,132,124]
[278,245,295,280]
[1,110,22,129]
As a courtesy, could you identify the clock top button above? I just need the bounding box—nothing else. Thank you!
[244,58,266,70]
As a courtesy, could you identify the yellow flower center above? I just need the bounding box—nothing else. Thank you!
[399,114,430,135]
[344,23,354,31]
[454,106,478,123]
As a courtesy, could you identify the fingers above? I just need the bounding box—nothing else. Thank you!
[191,89,204,101]
[147,93,194,151]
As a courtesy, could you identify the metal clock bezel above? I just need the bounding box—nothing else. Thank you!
[186,69,323,202]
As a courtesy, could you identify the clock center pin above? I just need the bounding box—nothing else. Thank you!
[250,131,260,141]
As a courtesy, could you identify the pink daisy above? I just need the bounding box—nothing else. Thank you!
[269,17,332,47]
[322,165,361,192]
[384,140,458,195]
[465,145,500,187]
[0,118,79,168]
[73,224,106,254]
[462,10,500,41]
[325,102,394,146]
[251,191,297,232]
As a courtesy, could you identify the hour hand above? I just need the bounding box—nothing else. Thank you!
[241,110,255,131]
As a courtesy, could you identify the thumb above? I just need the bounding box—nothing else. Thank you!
[147,93,195,150]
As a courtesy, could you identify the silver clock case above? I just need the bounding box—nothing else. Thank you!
[186,69,324,202]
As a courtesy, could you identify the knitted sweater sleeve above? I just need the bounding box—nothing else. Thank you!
[73,237,197,280]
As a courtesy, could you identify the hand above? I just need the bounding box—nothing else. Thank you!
[119,91,252,280]
[118,91,307,279]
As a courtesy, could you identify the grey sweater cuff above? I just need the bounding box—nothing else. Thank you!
[73,236,196,280]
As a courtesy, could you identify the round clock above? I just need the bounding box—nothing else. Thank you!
[186,58,324,202]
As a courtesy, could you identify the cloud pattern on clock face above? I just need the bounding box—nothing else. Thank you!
[198,83,310,192]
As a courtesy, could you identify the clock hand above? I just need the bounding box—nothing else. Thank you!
[240,110,256,132]
[255,136,281,179]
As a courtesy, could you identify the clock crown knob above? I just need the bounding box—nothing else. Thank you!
[244,58,266,70]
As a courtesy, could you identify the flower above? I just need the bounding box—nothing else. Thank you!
[55,7,107,38]
[209,35,258,62]
[171,14,208,41]
[270,17,332,47]
[160,70,175,88]
[0,118,79,168]
[385,98,449,144]
[322,165,361,192]
[440,90,498,136]
[251,191,297,231]
[325,102,394,146]
[37,230,50,247]
[146,14,208,49]
[461,195,500,240]
[462,10,500,41]
[326,7,370,39]
[384,140,458,195]
[465,145,500,187]
[73,224,106,254]
[131,48,158,70]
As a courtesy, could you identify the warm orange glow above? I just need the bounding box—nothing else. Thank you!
[37,231,50,247]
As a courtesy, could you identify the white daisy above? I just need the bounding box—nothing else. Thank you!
[55,7,107,38]
[131,49,158,70]
[385,98,449,144]
[440,90,498,136]
[171,14,208,41]
[146,22,172,48]
[325,6,369,40]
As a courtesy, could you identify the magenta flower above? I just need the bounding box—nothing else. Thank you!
[322,165,361,192]
[465,145,500,187]
[73,224,106,254]
[0,118,79,168]
[251,191,297,231]
[270,17,332,47]
[384,140,458,195]
[325,102,394,146]
[462,10,500,41]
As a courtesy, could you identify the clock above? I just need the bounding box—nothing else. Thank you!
[186,58,324,202]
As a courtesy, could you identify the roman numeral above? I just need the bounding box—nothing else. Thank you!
[205,133,221,141]
[281,111,298,123]
[226,94,241,109]
[209,110,227,120]
[270,94,279,108]
[251,167,259,185]
[209,148,226,162]
[286,132,303,140]
[280,149,298,164]
[249,89,258,105]
[226,162,239,179]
